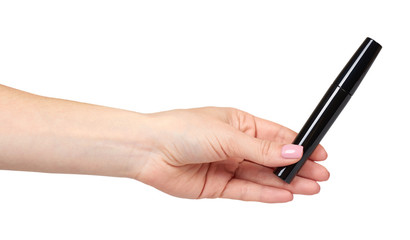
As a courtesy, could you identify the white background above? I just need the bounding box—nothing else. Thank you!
[1,0,409,239]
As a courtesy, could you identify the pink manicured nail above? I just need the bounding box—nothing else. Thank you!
[281,144,303,159]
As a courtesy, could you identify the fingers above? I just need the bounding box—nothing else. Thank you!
[297,160,330,181]
[226,132,302,167]
[210,107,328,161]
[220,178,293,203]
[253,116,328,161]
[234,161,321,195]
[311,146,328,161]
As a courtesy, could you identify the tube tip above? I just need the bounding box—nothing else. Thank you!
[336,37,382,95]
[366,37,382,49]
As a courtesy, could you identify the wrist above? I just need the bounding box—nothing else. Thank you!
[116,112,158,180]
[74,108,157,179]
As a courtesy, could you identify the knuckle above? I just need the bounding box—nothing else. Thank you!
[260,140,274,162]
[232,109,257,136]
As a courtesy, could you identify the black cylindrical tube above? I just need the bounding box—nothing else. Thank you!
[274,37,382,183]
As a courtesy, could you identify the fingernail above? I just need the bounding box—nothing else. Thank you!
[281,144,303,159]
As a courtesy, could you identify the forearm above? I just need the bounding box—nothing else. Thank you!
[0,85,149,178]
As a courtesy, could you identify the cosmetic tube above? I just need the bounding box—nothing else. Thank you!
[274,37,382,183]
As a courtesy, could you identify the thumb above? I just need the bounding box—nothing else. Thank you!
[226,132,303,167]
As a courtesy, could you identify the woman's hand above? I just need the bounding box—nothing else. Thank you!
[0,85,329,203]
[134,107,329,203]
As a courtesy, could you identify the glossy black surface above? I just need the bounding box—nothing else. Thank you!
[274,38,382,183]
[335,38,382,95]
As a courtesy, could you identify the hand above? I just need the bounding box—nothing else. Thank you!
[0,85,328,203]
[134,107,329,203]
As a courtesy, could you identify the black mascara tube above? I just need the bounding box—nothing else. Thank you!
[274,37,382,183]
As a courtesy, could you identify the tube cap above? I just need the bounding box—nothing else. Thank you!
[336,37,382,95]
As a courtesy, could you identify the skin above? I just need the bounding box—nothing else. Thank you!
[0,84,329,203]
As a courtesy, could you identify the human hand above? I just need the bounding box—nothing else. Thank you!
[0,86,328,203]
[134,107,329,203]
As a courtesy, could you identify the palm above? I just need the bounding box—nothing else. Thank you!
[142,151,243,199]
